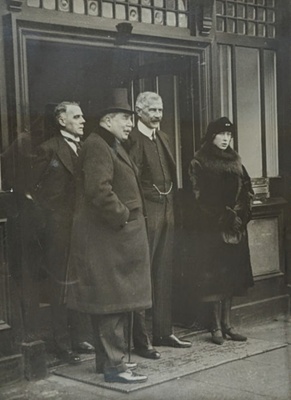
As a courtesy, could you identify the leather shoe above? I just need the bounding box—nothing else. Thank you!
[104,369,147,384]
[58,350,81,365]
[153,334,192,348]
[135,347,161,359]
[73,341,95,354]
[222,327,247,342]
[211,329,224,345]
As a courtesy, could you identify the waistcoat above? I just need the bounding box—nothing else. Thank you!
[141,134,172,193]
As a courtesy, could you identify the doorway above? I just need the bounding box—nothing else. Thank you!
[23,40,204,341]
[27,41,200,181]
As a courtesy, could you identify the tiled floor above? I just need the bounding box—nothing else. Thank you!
[1,318,290,400]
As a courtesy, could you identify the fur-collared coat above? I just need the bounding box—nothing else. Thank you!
[188,143,254,298]
[66,127,152,315]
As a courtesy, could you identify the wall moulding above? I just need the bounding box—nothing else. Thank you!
[195,0,215,36]
[7,0,24,12]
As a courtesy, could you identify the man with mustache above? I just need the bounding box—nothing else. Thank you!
[128,92,191,360]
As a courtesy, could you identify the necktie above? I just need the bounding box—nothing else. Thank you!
[75,141,82,154]
[152,131,156,142]
[65,138,82,155]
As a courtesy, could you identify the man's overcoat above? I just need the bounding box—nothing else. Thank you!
[66,127,152,315]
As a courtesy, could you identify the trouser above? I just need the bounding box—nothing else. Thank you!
[133,310,152,349]
[45,214,93,352]
[133,196,174,345]
[51,300,93,352]
[90,313,127,374]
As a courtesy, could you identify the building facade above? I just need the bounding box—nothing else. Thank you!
[0,0,290,383]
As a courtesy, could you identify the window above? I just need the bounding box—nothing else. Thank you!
[27,0,189,28]
[218,44,278,178]
[216,0,276,38]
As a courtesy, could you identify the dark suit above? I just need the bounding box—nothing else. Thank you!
[128,126,176,342]
[32,134,91,353]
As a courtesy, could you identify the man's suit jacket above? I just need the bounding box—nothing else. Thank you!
[127,126,176,203]
[32,134,77,219]
[31,134,78,303]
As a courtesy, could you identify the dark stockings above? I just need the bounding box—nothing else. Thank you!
[211,297,247,343]
[221,297,232,330]
[210,301,224,344]
[211,297,232,331]
[211,301,222,331]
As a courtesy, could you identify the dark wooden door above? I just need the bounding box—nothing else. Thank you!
[14,41,206,341]
[129,53,205,327]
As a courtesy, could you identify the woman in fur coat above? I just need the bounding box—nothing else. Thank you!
[188,117,254,345]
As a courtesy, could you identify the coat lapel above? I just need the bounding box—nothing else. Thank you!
[156,130,176,168]
[56,136,75,175]
[116,142,147,217]
[116,142,137,173]
[97,126,137,172]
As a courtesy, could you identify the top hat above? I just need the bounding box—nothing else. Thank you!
[203,117,234,143]
[97,88,134,119]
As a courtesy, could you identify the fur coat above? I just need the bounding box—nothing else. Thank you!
[188,143,254,298]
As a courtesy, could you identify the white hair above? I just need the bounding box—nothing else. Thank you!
[135,92,162,111]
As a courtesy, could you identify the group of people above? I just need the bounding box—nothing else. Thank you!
[29,89,254,384]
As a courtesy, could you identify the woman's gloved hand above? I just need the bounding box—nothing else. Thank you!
[219,206,236,228]
[219,207,243,232]
[232,216,243,232]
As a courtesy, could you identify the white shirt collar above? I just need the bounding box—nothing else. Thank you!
[60,130,80,142]
[137,120,155,140]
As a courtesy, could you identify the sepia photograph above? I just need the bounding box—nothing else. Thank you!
[0,1,290,399]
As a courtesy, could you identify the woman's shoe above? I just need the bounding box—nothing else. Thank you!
[211,329,224,345]
[222,327,247,342]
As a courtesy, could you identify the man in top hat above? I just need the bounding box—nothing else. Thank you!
[31,102,94,364]
[66,89,152,384]
[127,92,192,359]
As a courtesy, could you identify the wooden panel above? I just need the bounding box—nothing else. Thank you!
[264,49,279,177]
[0,218,10,331]
[248,217,280,276]
[217,44,233,121]
[235,46,262,177]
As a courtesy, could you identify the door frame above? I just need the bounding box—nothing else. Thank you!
[5,12,212,192]
[4,12,212,143]
[2,12,212,341]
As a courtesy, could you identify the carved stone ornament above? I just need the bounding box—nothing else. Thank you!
[7,0,24,12]
[197,0,214,36]
[115,22,133,46]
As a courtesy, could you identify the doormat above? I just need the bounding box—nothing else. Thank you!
[53,335,286,394]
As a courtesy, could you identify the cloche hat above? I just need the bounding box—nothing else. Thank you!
[97,88,134,119]
[203,117,234,143]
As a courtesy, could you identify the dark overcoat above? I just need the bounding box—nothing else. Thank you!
[31,135,77,303]
[188,143,254,298]
[66,127,152,315]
